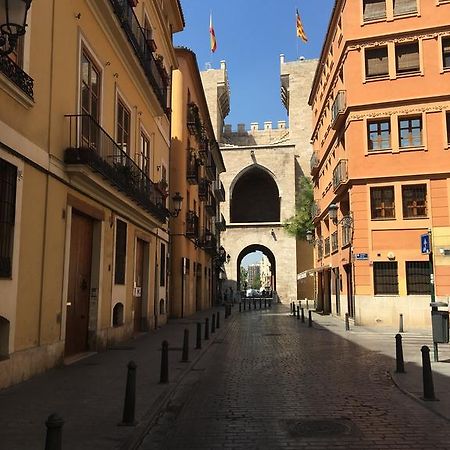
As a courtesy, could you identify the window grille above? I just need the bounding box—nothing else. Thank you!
[402,184,427,218]
[374,262,399,295]
[443,38,450,69]
[394,0,417,16]
[114,219,127,284]
[406,261,430,295]
[399,116,422,148]
[363,0,386,21]
[371,186,395,219]
[324,237,331,256]
[331,231,339,253]
[342,220,352,247]
[365,47,389,78]
[395,42,420,74]
[0,159,17,278]
[368,119,391,150]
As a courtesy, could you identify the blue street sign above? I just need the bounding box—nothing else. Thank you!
[355,253,369,260]
[421,233,431,254]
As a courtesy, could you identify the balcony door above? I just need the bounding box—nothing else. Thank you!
[80,50,101,149]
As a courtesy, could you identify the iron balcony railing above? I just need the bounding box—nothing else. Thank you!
[186,210,199,239]
[331,90,346,128]
[333,159,348,192]
[331,231,339,253]
[310,151,319,174]
[342,218,352,247]
[215,213,226,231]
[213,179,225,202]
[109,0,168,110]
[186,152,200,185]
[206,154,217,181]
[0,56,34,99]
[199,138,209,161]
[206,193,217,216]
[198,178,210,201]
[64,114,168,221]
[201,228,217,255]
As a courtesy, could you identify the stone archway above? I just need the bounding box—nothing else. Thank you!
[237,244,276,293]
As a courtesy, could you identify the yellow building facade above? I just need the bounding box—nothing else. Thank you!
[169,48,226,317]
[0,0,184,388]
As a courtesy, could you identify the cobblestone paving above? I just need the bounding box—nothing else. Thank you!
[139,305,450,450]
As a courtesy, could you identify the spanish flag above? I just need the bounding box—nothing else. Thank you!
[210,13,217,53]
[296,9,308,43]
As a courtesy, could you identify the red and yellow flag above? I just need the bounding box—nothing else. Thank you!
[210,13,217,53]
[296,9,308,43]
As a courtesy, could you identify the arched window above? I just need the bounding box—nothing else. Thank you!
[112,303,124,327]
[159,298,165,315]
[231,167,280,223]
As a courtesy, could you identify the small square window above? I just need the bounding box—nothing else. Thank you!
[395,42,420,75]
[363,0,387,21]
[393,0,417,16]
[371,186,395,219]
[399,116,422,148]
[368,119,391,151]
[402,184,427,218]
[443,37,450,69]
[365,47,389,79]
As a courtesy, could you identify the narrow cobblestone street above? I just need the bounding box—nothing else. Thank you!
[139,304,450,450]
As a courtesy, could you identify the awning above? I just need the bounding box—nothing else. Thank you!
[297,265,331,280]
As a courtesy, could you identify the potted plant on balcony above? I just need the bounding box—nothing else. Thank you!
[155,54,169,85]
[156,178,169,198]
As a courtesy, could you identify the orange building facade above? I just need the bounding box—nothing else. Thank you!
[309,0,450,328]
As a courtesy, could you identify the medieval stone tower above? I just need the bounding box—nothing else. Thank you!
[201,56,317,303]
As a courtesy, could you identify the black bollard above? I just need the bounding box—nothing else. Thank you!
[290,302,293,313]
[395,334,405,374]
[239,302,242,313]
[160,341,169,384]
[211,314,216,334]
[421,346,436,401]
[259,298,262,309]
[45,413,64,450]
[265,298,267,309]
[253,300,256,310]
[297,305,300,320]
[345,313,350,331]
[196,322,202,349]
[399,314,404,333]
[182,329,189,362]
[308,310,312,328]
[301,307,305,323]
[121,361,137,425]
[205,318,209,340]
[216,312,220,329]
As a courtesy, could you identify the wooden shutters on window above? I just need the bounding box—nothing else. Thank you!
[396,42,420,74]
[365,47,389,78]
[0,159,17,278]
[363,0,386,21]
[393,0,417,16]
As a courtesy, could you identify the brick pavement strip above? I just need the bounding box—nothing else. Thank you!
[138,305,450,450]
[0,306,233,450]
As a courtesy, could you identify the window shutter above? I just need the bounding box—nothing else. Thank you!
[366,48,388,77]
[363,0,386,20]
[443,38,450,54]
[394,0,417,15]
[396,43,419,73]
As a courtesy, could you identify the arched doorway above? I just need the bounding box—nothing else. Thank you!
[230,166,280,223]
[237,245,276,296]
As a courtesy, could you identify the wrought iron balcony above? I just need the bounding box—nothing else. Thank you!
[186,210,199,239]
[215,213,226,231]
[109,0,168,110]
[310,151,319,175]
[342,219,352,247]
[199,138,209,161]
[201,228,217,255]
[331,231,339,253]
[333,159,348,192]
[331,90,346,129]
[198,178,210,201]
[205,193,217,217]
[213,179,225,202]
[206,154,217,181]
[324,237,331,256]
[0,56,33,99]
[64,114,168,222]
[186,152,200,185]
[187,102,202,137]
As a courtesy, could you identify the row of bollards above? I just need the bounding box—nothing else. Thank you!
[290,302,312,327]
[238,298,272,313]
[394,334,437,401]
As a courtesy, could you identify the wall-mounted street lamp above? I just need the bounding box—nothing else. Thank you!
[218,245,230,264]
[168,192,183,217]
[0,0,32,57]
[328,203,354,228]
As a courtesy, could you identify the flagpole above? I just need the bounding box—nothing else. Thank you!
[295,6,299,60]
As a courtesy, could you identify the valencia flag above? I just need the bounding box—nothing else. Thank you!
[296,9,308,43]
[210,13,217,53]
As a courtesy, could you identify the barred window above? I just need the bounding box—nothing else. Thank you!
[399,116,422,148]
[406,261,430,295]
[443,38,450,69]
[374,262,399,295]
[0,159,17,278]
[394,0,417,16]
[368,119,391,151]
[331,231,339,253]
[363,0,386,21]
[371,186,395,219]
[402,184,427,218]
[395,42,420,75]
[324,237,330,256]
[365,47,389,78]
[114,219,127,284]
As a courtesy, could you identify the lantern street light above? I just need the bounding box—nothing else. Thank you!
[0,0,32,57]
[169,192,183,217]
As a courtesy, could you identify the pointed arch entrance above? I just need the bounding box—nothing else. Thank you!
[237,244,276,293]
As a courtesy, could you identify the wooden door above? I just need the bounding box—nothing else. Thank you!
[133,239,144,333]
[65,211,93,356]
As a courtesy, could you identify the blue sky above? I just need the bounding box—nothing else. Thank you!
[174,0,335,129]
